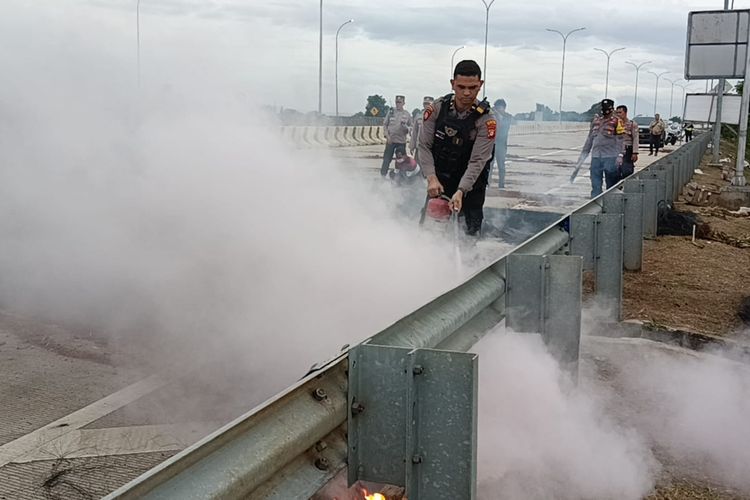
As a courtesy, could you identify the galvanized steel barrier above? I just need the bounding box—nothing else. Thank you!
[107,133,710,500]
[280,121,590,148]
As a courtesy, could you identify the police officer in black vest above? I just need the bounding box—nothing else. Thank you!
[418,60,497,235]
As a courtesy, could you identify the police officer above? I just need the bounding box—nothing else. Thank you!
[578,98,623,197]
[418,60,496,235]
[684,122,694,142]
[409,96,435,164]
[615,104,639,179]
[380,95,413,177]
[492,98,513,189]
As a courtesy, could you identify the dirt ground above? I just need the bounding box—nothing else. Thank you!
[621,144,750,500]
[623,149,750,337]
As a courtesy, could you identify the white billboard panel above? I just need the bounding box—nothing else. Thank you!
[683,93,742,124]
[685,10,750,79]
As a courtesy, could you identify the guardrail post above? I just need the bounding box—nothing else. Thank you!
[602,190,643,272]
[595,214,624,320]
[569,214,596,271]
[652,164,674,204]
[639,179,659,238]
[506,254,583,369]
[622,192,644,271]
[348,344,478,500]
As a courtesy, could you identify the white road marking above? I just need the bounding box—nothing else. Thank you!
[0,374,167,467]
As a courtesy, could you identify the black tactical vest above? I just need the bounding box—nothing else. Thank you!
[432,93,493,187]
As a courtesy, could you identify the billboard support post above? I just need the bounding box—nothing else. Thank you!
[734,39,750,186]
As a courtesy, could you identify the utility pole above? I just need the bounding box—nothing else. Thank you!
[593,47,625,98]
[712,0,730,163]
[625,61,651,117]
[480,0,496,97]
[546,27,586,123]
[318,0,323,114]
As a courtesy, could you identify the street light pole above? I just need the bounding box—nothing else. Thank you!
[675,83,690,120]
[480,0,496,97]
[335,19,354,117]
[136,0,141,88]
[593,47,625,98]
[647,70,669,116]
[625,61,650,117]
[450,45,465,78]
[546,27,586,123]
[318,0,323,114]
[664,77,677,119]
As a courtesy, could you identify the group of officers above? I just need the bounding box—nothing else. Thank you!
[378,59,649,237]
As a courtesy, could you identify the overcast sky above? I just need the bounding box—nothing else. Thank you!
[5,0,750,116]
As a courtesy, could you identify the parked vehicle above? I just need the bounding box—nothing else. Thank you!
[634,116,665,149]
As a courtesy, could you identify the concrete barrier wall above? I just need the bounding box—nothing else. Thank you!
[280,121,588,148]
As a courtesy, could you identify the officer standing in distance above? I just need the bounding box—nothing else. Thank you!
[409,96,435,165]
[380,95,412,177]
[418,60,496,235]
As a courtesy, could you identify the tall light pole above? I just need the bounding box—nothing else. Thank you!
[593,47,625,98]
[712,0,731,163]
[481,0,496,97]
[318,0,323,114]
[675,83,689,119]
[647,70,669,116]
[335,19,354,117]
[625,61,650,117]
[136,0,141,88]
[663,77,677,119]
[546,27,586,123]
[450,45,465,78]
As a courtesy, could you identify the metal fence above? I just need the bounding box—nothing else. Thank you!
[106,132,711,500]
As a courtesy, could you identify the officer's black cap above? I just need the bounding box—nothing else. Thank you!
[601,98,615,109]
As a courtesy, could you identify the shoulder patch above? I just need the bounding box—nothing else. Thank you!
[486,119,497,140]
[423,104,434,121]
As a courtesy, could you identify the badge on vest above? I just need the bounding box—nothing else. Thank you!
[445,126,458,137]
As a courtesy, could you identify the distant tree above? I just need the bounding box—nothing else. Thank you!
[736,80,744,96]
[366,95,388,118]
[670,116,682,123]
[580,101,601,121]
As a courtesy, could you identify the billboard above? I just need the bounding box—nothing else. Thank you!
[685,10,750,79]
[683,93,742,124]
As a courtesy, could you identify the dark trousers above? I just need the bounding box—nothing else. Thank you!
[685,131,693,142]
[380,142,405,176]
[438,170,489,235]
[619,146,635,180]
[590,157,618,198]
[493,142,508,188]
[649,134,661,154]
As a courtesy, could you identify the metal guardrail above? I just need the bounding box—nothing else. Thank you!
[107,133,711,499]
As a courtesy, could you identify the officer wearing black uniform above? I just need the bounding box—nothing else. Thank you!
[418,60,497,235]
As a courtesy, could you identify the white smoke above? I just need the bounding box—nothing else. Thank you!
[476,331,657,500]
[0,1,464,402]
[611,337,750,492]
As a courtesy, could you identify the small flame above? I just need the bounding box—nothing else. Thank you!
[362,487,387,500]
